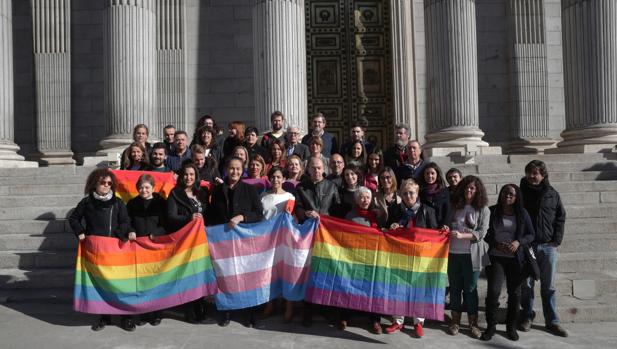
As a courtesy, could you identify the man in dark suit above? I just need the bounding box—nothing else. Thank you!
[301,113,338,156]
[286,125,310,161]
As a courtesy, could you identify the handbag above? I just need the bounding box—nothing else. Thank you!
[523,245,541,281]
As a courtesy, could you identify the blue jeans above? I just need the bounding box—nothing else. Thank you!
[520,243,559,325]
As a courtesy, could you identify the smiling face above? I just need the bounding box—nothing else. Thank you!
[151,148,166,166]
[233,148,247,163]
[193,152,205,169]
[96,176,113,196]
[424,167,437,185]
[287,158,301,177]
[465,182,477,204]
[350,143,363,158]
[138,181,154,200]
[227,159,243,184]
[269,170,284,190]
[249,159,263,178]
[379,172,395,192]
[183,167,196,188]
[368,154,380,169]
[129,146,143,163]
[309,141,322,156]
[246,131,258,146]
[446,172,461,187]
[200,130,213,146]
[271,143,283,161]
[175,133,187,152]
[356,191,372,210]
[133,127,148,144]
[329,154,345,175]
[344,169,358,188]
[164,128,175,143]
[526,167,545,185]
[401,187,419,207]
[500,185,517,207]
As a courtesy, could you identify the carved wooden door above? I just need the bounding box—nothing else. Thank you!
[306,0,394,150]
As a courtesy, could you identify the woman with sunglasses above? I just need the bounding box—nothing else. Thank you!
[482,184,535,341]
[69,169,132,331]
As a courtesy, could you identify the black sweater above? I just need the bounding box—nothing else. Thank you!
[127,194,168,237]
[69,194,131,240]
[166,187,210,232]
[207,181,264,226]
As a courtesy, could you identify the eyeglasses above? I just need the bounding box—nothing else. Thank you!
[98,180,112,186]
[289,132,300,135]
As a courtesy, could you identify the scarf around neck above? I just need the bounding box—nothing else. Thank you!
[93,191,113,202]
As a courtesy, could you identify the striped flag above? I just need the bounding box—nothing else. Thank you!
[74,218,217,314]
[306,216,449,321]
[206,212,317,310]
[111,170,176,202]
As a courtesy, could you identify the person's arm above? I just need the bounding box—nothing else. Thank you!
[469,206,490,241]
[518,209,536,246]
[551,192,566,246]
[242,185,265,223]
[166,192,190,230]
[68,198,87,238]
[115,201,132,240]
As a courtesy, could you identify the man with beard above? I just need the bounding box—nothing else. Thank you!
[340,124,374,155]
[302,113,338,156]
[384,124,411,170]
[149,142,171,172]
[261,111,286,149]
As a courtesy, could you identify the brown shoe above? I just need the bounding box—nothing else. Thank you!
[448,311,460,336]
[370,321,382,334]
[468,314,482,339]
[546,324,569,337]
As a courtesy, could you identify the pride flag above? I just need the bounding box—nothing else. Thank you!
[111,170,176,202]
[74,218,217,314]
[206,212,317,310]
[306,216,449,321]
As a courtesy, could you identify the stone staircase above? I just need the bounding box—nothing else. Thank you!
[1,155,617,322]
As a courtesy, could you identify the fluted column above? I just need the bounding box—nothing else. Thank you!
[423,0,497,155]
[507,0,556,154]
[253,0,308,133]
[100,0,157,154]
[156,0,187,134]
[32,0,75,165]
[556,0,617,153]
[0,1,25,162]
[390,0,417,135]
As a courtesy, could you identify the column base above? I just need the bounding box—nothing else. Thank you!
[97,135,133,157]
[33,151,76,166]
[550,126,617,153]
[423,127,500,157]
[506,138,558,154]
[0,143,25,161]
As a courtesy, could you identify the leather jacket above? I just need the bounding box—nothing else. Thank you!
[295,178,341,218]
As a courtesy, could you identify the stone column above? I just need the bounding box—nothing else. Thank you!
[100,0,157,154]
[32,0,75,165]
[156,0,187,134]
[253,0,308,133]
[507,0,556,154]
[423,0,498,156]
[0,1,25,162]
[555,0,617,153]
[390,0,417,136]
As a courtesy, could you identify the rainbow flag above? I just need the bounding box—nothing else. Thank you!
[111,170,176,202]
[306,216,449,321]
[206,212,317,310]
[74,218,217,314]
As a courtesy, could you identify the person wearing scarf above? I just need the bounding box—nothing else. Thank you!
[419,162,451,227]
[384,178,438,338]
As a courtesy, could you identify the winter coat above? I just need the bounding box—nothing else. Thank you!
[166,186,210,232]
[69,194,131,240]
[127,193,167,237]
[520,178,566,246]
[207,180,264,226]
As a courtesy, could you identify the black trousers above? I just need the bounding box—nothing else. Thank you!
[485,255,523,326]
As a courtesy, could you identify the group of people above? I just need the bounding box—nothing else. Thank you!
[69,112,568,341]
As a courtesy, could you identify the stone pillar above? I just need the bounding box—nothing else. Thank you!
[32,0,75,165]
[0,1,25,162]
[390,0,417,137]
[253,0,308,133]
[156,0,187,134]
[507,0,556,154]
[555,0,617,153]
[100,0,157,154]
[423,0,499,156]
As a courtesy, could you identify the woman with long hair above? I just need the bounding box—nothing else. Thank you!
[223,121,246,159]
[121,142,150,170]
[364,149,384,192]
[338,164,364,218]
[482,184,535,342]
[373,167,400,228]
[418,162,450,227]
[193,126,222,163]
[283,154,306,194]
[166,161,210,323]
[447,175,490,339]
[265,139,286,174]
[69,169,132,331]
[344,139,367,168]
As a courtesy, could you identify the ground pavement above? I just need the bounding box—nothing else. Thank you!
[0,303,615,349]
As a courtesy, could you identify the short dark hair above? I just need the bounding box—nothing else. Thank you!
[245,126,259,136]
[164,124,175,131]
[84,168,117,195]
[177,160,201,194]
[267,166,284,179]
[271,111,284,121]
[136,174,155,190]
[446,167,462,178]
[452,175,489,210]
[342,163,365,189]
[174,130,188,138]
[524,160,548,178]
[152,142,167,154]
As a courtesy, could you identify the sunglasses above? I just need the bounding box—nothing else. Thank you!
[98,180,112,186]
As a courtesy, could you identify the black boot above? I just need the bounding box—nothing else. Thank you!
[482,298,498,341]
[150,311,162,326]
[91,315,111,331]
[121,316,136,332]
[218,311,231,327]
[506,298,519,341]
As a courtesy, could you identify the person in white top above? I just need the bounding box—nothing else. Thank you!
[259,166,296,321]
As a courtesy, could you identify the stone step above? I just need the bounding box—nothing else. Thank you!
[0,250,76,269]
[558,251,617,273]
[0,234,77,251]
[477,162,617,175]
[0,175,87,185]
[507,153,617,164]
[0,195,84,208]
[0,184,83,196]
[0,268,74,289]
[560,233,617,253]
[0,220,70,235]
[487,192,602,205]
[566,204,617,218]
[0,165,94,178]
[565,218,617,235]
[0,206,73,220]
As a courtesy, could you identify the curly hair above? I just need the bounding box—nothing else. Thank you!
[122,142,149,170]
[84,168,117,195]
[451,175,488,210]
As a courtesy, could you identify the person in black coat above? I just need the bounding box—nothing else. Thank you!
[207,156,264,328]
[127,173,168,327]
[482,184,535,342]
[68,168,133,332]
[166,161,210,323]
[418,162,451,227]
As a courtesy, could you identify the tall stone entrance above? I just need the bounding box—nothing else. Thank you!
[305,0,394,148]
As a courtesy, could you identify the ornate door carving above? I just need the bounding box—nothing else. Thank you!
[306,0,393,149]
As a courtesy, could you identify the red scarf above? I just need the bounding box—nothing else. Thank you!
[356,208,378,228]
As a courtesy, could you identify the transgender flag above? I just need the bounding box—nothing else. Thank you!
[206,212,317,310]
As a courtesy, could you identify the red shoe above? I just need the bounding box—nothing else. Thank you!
[385,323,404,334]
[414,323,424,337]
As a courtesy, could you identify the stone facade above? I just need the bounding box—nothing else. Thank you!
[1,0,615,166]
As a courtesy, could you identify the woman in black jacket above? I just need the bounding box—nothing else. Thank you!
[482,184,535,341]
[166,161,210,323]
[127,173,168,326]
[207,156,264,327]
[418,162,451,227]
[68,168,133,332]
